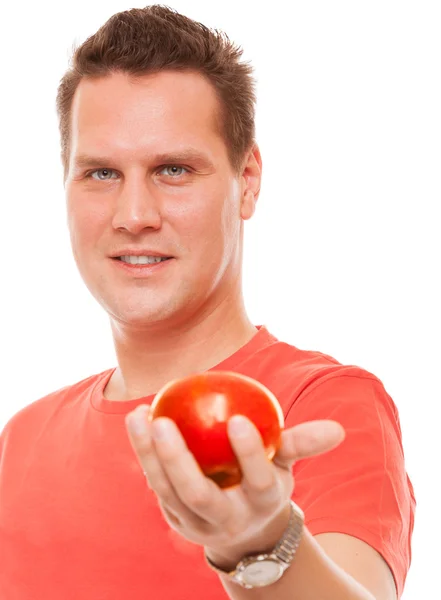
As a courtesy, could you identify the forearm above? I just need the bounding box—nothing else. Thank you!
[208,526,376,600]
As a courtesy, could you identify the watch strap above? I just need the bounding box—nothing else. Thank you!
[272,500,304,564]
[204,500,304,580]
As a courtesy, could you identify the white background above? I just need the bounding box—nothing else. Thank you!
[1,1,439,597]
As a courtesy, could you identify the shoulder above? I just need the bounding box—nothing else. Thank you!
[241,329,393,419]
[1,369,114,440]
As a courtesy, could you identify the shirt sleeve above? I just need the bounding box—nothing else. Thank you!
[285,372,416,599]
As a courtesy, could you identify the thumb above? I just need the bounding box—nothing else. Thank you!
[273,420,345,468]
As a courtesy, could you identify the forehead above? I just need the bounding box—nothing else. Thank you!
[69,70,224,158]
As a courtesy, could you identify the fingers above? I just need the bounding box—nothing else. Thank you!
[227,415,285,510]
[126,405,345,538]
[126,407,206,529]
[273,420,346,469]
[126,407,233,527]
[150,418,233,525]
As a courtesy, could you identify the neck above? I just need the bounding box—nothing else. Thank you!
[104,293,257,401]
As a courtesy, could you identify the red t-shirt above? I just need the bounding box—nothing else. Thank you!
[0,326,415,599]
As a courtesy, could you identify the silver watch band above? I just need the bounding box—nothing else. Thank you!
[273,500,305,563]
[205,500,304,575]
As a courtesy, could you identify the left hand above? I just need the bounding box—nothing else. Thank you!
[125,405,345,561]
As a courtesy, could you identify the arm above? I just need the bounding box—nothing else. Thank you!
[208,521,396,600]
[206,375,408,600]
[126,375,412,600]
[212,528,375,600]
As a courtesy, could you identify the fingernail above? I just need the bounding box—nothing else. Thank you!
[128,406,149,436]
[229,415,251,437]
[152,418,173,440]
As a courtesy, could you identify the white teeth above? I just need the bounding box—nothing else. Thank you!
[120,255,167,265]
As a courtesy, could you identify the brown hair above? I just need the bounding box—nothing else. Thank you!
[56,5,256,181]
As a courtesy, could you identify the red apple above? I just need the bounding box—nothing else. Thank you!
[148,371,284,489]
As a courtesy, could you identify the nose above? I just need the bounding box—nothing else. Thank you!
[112,174,162,235]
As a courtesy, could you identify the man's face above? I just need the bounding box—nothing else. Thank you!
[65,70,256,330]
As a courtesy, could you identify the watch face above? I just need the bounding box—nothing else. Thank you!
[241,559,284,587]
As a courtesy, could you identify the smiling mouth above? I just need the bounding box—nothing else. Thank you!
[114,256,172,265]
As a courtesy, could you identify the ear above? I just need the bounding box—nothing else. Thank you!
[240,144,262,220]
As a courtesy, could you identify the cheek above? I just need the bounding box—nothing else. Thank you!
[217,183,242,257]
[189,204,240,283]
[221,198,241,244]
[183,207,227,255]
[67,194,108,252]
[177,186,240,261]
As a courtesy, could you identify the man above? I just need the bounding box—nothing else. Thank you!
[0,5,415,600]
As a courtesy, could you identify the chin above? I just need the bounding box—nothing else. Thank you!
[109,309,168,327]
[97,284,203,329]
[105,300,179,329]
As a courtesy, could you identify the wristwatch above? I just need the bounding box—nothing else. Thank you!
[204,500,304,589]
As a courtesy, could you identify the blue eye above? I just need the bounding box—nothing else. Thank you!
[85,166,188,180]
[160,166,187,177]
[88,169,117,180]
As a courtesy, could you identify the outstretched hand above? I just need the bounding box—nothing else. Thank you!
[125,406,345,561]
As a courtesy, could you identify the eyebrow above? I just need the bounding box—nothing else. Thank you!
[72,149,214,169]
